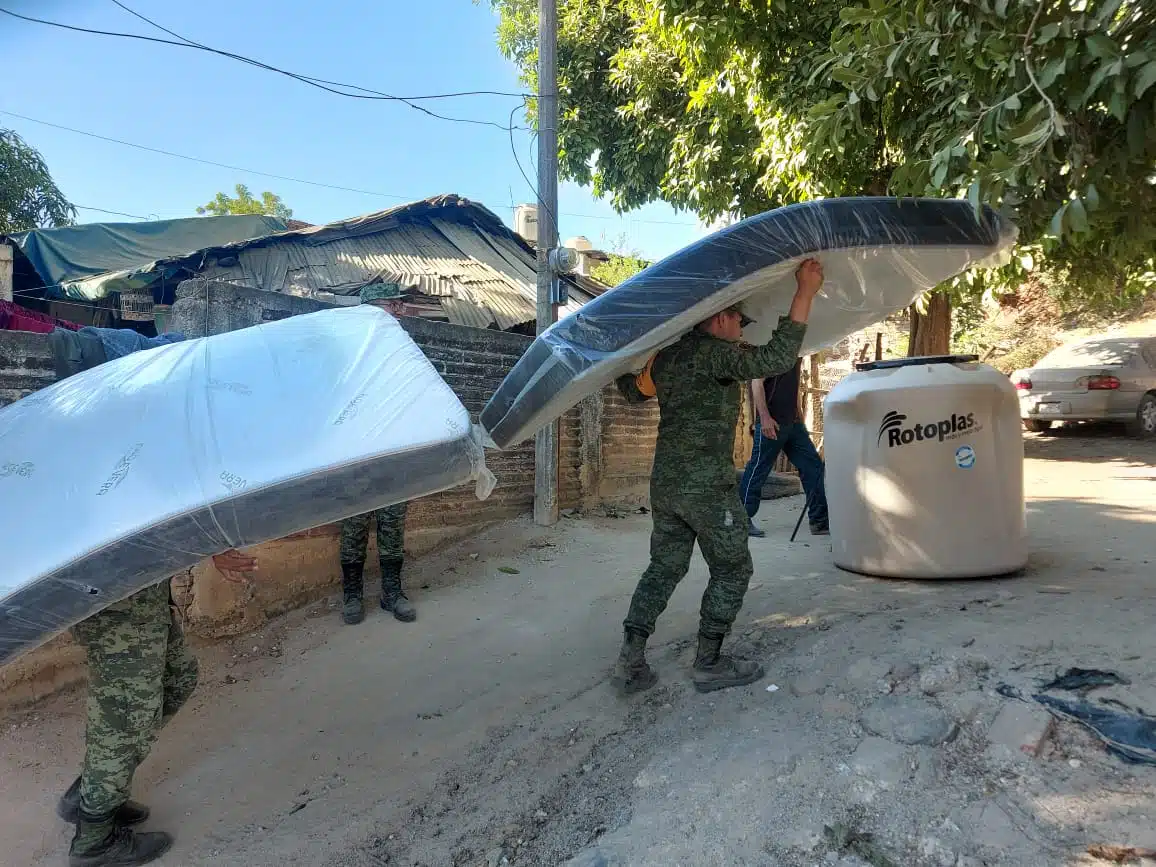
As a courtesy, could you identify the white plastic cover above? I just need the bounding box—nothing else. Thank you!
[0,306,495,665]
[481,197,1017,449]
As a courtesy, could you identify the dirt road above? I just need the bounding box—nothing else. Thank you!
[3,427,1155,867]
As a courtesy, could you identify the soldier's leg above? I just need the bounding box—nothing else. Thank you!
[623,500,697,636]
[70,583,174,861]
[614,501,696,694]
[377,501,415,621]
[683,489,764,693]
[160,601,198,726]
[338,513,371,624]
[339,512,372,564]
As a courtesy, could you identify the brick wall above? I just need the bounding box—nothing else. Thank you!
[0,329,55,409]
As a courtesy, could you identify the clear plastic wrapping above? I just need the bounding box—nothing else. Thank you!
[0,306,495,665]
[481,197,1017,449]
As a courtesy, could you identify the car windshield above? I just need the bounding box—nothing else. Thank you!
[1037,338,1139,368]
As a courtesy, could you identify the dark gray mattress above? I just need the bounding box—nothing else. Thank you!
[481,197,1014,449]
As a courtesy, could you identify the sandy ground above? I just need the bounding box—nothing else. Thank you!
[2,426,1155,867]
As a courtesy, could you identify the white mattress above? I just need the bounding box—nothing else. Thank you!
[481,197,1018,449]
[0,305,494,664]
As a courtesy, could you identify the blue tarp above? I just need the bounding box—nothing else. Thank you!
[8,214,288,299]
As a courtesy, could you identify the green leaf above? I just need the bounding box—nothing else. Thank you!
[988,151,1014,172]
[1084,183,1100,211]
[994,0,1008,17]
[1135,61,1156,99]
[1004,93,1021,111]
[1011,123,1051,146]
[1038,56,1067,89]
[1109,91,1127,122]
[1067,197,1089,233]
[1037,22,1061,43]
[1085,33,1117,60]
[929,38,939,57]
[967,178,982,215]
[498,566,521,574]
[1050,203,1067,238]
[830,67,860,85]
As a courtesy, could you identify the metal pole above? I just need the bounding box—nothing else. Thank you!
[533,0,560,527]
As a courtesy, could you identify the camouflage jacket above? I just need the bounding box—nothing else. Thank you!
[650,316,807,493]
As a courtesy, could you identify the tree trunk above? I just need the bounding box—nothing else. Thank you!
[907,293,951,357]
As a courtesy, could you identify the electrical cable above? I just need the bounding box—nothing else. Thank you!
[0,5,532,131]
[1,110,699,226]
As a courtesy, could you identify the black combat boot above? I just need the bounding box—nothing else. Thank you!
[691,633,764,693]
[380,557,416,622]
[69,809,172,867]
[341,561,365,625]
[58,777,149,826]
[610,627,658,694]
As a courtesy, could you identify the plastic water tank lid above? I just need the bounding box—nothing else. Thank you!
[854,354,979,372]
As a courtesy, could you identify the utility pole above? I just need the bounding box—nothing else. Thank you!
[533,0,560,526]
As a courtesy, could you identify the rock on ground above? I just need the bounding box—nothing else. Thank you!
[860,697,957,746]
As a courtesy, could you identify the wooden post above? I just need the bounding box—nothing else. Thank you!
[875,331,883,361]
[0,244,13,302]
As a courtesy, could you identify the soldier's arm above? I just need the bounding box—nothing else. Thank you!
[700,317,806,382]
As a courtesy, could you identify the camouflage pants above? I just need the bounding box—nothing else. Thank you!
[339,502,408,564]
[71,579,198,816]
[624,486,754,639]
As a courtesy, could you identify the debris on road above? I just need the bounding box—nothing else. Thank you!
[1042,667,1130,693]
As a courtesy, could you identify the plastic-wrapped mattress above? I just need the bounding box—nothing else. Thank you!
[481,197,1016,449]
[0,306,494,665]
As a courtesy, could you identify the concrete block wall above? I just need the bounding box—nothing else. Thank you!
[0,329,55,409]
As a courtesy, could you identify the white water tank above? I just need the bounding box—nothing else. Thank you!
[824,355,1027,579]
[514,204,539,245]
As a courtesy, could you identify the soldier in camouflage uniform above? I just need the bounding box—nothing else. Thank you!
[338,281,418,626]
[48,325,260,866]
[612,259,824,695]
[60,554,258,867]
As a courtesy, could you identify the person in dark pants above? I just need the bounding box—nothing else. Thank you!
[739,358,829,538]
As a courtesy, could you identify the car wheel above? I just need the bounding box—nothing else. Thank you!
[1128,393,1156,439]
[1023,418,1054,433]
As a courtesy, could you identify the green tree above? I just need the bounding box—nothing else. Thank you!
[0,129,75,234]
[591,235,650,285]
[593,252,650,286]
[197,184,293,220]
[492,0,1156,352]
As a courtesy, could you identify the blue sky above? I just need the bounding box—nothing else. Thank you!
[0,0,707,261]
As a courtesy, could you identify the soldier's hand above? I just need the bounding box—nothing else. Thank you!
[212,548,259,583]
[795,258,824,296]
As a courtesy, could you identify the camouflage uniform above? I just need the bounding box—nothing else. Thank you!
[339,503,408,564]
[337,279,417,625]
[615,316,806,693]
[70,579,198,817]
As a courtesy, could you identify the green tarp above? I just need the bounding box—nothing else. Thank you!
[8,214,288,300]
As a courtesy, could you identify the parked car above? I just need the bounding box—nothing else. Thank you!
[1011,335,1156,436]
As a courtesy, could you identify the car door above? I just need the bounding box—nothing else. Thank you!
[1141,340,1156,394]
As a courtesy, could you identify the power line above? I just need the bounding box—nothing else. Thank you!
[1,110,700,227]
[0,5,532,131]
[0,110,415,201]
[74,204,152,220]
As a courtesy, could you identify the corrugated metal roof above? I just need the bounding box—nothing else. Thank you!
[182,194,603,331]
